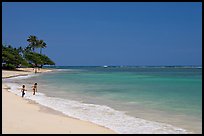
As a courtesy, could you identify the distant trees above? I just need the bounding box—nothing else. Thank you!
[2,35,55,70]
[2,45,29,69]
[37,39,47,54]
[27,35,38,52]
[27,35,47,54]
[24,52,55,68]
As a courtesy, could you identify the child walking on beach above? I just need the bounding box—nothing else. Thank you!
[21,85,27,97]
[32,83,37,95]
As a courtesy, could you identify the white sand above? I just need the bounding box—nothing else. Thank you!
[2,69,116,134]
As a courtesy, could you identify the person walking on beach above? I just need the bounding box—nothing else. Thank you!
[21,85,27,97]
[34,67,37,74]
[32,83,37,95]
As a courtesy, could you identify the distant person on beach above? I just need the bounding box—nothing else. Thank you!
[32,83,37,95]
[34,68,37,73]
[21,85,27,97]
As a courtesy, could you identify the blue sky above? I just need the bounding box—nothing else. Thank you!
[2,2,202,66]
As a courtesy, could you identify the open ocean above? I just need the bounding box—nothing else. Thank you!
[3,66,202,134]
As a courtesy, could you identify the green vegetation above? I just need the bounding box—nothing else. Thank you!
[2,35,55,70]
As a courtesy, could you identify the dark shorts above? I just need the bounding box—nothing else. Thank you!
[22,91,25,97]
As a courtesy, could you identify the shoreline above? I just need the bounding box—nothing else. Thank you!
[3,67,199,134]
[2,68,116,134]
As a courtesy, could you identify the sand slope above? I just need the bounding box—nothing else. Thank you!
[2,69,116,134]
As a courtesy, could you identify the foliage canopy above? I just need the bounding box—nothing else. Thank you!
[2,35,55,70]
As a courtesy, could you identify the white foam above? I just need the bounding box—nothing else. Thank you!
[5,83,191,134]
[55,69,84,72]
[55,69,72,71]
[3,74,37,81]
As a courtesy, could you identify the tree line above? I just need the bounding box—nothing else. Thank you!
[2,35,55,70]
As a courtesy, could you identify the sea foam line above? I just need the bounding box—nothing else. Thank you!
[5,82,191,134]
[2,73,38,81]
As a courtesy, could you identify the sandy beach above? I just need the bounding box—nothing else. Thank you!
[2,68,116,134]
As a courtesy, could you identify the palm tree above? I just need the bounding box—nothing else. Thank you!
[27,35,38,52]
[37,40,47,54]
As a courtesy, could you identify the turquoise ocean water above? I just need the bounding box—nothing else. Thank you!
[3,66,202,134]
